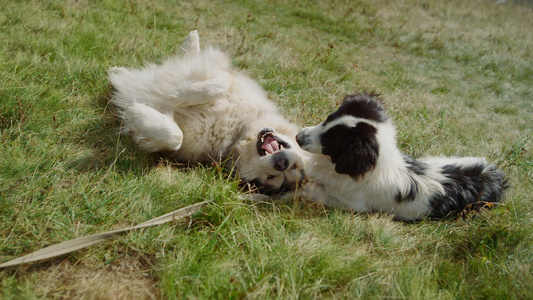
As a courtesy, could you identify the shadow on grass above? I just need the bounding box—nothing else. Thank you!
[66,87,162,174]
[69,85,222,176]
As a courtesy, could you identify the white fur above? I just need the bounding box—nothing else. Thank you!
[108,31,306,192]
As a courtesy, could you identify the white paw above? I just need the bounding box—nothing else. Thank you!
[125,103,183,152]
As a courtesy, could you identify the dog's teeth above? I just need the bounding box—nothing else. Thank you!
[261,132,270,142]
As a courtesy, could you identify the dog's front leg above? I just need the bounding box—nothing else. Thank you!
[299,182,351,210]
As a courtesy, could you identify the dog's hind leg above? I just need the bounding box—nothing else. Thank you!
[167,32,231,107]
[109,63,227,110]
[181,30,200,55]
[163,30,236,107]
[122,103,183,153]
[164,78,228,108]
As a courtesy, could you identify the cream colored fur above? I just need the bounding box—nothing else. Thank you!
[108,31,305,192]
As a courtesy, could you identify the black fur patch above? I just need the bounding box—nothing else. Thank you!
[395,178,418,203]
[428,163,508,219]
[395,153,428,203]
[394,155,428,203]
[403,154,428,175]
[242,179,288,196]
[325,91,388,125]
[320,122,379,178]
[241,169,306,196]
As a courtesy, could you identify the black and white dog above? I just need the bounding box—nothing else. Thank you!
[296,92,508,220]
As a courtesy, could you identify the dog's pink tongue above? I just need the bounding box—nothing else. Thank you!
[261,136,279,154]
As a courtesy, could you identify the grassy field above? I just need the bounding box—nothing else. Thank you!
[1,0,532,298]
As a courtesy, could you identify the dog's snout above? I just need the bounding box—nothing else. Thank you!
[273,152,290,171]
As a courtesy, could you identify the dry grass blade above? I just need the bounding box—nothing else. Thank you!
[0,201,209,269]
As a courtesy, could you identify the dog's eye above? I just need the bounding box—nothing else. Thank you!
[291,164,298,170]
[267,175,275,180]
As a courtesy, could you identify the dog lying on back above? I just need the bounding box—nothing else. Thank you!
[108,31,306,195]
[296,92,508,220]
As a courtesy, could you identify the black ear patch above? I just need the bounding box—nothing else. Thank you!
[320,122,379,178]
[325,92,388,125]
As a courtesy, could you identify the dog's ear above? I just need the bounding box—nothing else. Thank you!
[330,123,379,178]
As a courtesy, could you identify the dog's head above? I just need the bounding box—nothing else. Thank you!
[296,92,389,179]
[235,127,307,196]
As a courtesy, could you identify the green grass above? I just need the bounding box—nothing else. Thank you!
[1,0,532,298]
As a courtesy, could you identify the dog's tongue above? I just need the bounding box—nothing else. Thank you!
[261,136,279,154]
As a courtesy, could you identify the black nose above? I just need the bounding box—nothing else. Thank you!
[296,132,304,147]
[273,152,290,171]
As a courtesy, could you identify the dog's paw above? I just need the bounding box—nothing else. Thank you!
[125,103,184,153]
[238,193,273,202]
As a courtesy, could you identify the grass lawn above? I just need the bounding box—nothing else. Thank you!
[1,0,532,298]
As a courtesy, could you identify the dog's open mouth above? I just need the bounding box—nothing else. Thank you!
[256,128,291,156]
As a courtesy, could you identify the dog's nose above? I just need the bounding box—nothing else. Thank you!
[296,132,305,147]
[274,158,289,171]
[273,152,290,171]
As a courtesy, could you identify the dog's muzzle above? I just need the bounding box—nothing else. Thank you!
[296,129,310,149]
[257,127,292,171]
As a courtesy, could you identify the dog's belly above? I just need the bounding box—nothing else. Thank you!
[163,70,283,164]
[170,97,268,163]
[172,109,244,162]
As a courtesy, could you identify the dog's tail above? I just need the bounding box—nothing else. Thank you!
[425,157,508,219]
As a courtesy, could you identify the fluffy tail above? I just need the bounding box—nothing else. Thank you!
[427,157,508,219]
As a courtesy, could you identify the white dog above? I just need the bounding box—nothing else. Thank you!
[296,92,507,220]
[108,31,306,195]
